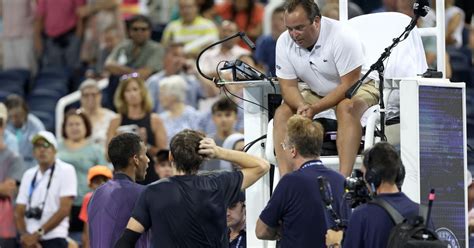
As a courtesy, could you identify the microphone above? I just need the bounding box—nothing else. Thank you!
[413,0,429,17]
[425,189,435,226]
[238,32,256,50]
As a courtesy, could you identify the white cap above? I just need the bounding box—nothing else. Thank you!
[31,131,58,150]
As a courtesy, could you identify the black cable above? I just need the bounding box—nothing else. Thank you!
[243,134,267,152]
[223,84,268,111]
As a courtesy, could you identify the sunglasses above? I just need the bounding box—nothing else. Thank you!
[34,142,53,149]
[120,72,140,81]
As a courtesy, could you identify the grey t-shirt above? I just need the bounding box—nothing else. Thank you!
[0,147,25,182]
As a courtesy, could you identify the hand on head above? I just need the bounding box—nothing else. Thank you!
[198,138,219,159]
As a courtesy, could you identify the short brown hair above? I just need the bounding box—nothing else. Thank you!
[62,109,93,139]
[170,129,206,174]
[114,77,153,115]
[286,115,324,158]
[284,0,321,22]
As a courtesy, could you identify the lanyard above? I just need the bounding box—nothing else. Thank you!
[299,160,323,170]
[28,164,55,207]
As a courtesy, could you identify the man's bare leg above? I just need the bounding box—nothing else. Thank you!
[336,98,369,177]
[273,103,294,177]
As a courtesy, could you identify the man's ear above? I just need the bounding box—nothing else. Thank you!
[133,154,139,166]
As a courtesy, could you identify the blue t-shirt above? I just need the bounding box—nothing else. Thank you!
[255,35,277,77]
[343,192,419,248]
[131,171,243,247]
[259,160,348,248]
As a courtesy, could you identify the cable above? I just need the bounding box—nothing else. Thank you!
[243,134,267,152]
[223,85,269,111]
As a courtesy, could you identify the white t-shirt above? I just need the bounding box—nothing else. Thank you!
[275,17,364,96]
[16,159,77,240]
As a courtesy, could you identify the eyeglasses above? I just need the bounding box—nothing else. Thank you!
[120,72,140,81]
[131,27,149,32]
[34,142,52,149]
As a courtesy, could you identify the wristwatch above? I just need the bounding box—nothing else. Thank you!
[35,228,45,237]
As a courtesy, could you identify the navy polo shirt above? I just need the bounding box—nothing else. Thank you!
[259,160,348,248]
[343,192,419,248]
[131,171,243,247]
[88,173,148,248]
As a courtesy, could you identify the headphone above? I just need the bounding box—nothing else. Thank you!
[363,147,405,190]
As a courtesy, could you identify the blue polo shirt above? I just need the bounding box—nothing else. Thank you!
[343,192,419,248]
[88,173,148,248]
[259,160,349,248]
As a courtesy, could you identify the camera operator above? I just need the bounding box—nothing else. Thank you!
[326,142,418,248]
[15,131,77,248]
[256,115,348,247]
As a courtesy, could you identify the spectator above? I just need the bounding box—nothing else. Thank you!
[153,149,173,179]
[77,0,124,70]
[199,20,250,77]
[94,26,121,78]
[146,0,175,41]
[107,75,167,184]
[5,94,45,169]
[78,165,113,248]
[161,0,219,57]
[104,14,164,108]
[105,14,163,79]
[326,142,418,248]
[220,133,245,171]
[0,103,19,156]
[158,75,202,142]
[88,133,150,248]
[15,131,77,248]
[78,79,116,148]
[34,0,85,69]
[57,109,107,244]
[214,0,265,48]
[2,0,37,74]
[445,0,465,48]
[255,5,286,77]
[0,106,24,248]
[114,129,269,247]
[256,115,348,247]
[228,191,246,248]
[146,43,211,112]
[200,98,239,172]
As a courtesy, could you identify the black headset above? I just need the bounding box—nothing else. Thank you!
[363,146,405,190]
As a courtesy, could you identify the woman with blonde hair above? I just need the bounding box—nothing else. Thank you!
[106,73,167,183]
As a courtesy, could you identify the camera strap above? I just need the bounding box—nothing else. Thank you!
[28,164,56,209]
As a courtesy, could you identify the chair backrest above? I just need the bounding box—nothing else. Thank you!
[347,12,428,80]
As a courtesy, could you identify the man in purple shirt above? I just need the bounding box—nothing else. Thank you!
[87,133,150,248]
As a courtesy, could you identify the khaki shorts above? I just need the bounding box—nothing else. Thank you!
[301,80,380,109]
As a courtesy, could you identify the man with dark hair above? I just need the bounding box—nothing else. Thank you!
[115,129,270,247]
[87,133,150,248]
[256,115,348,247]
[273,0,379,177]
[325,142,418,248]
[228,191,246,248]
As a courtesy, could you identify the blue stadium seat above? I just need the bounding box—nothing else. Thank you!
[0,69,31,96]
[30,110,55,132]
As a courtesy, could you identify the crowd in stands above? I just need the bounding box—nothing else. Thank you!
[0,0,473,247]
